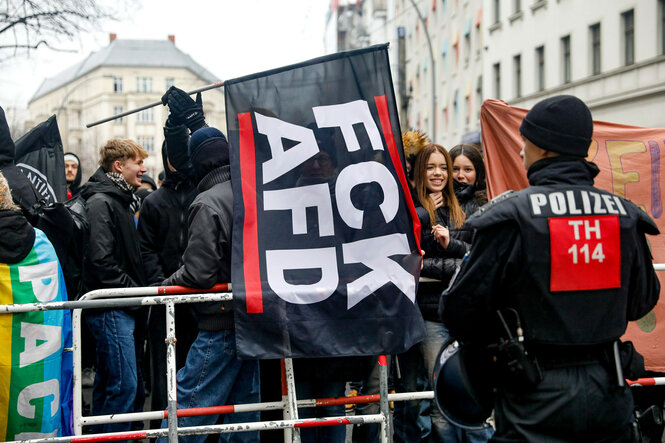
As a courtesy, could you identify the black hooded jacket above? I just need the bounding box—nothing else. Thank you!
[80,167,146,298]
[138,145,198,284]
[0,210,35,264]
[0,106,40,217]
[417,181,479,321]
[65,152,83,199]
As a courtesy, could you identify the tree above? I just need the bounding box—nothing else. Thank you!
[0,0,130,62]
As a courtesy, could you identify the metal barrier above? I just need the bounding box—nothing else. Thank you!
[1,285,410,442]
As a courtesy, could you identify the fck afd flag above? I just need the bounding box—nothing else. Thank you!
[225,44,426,359]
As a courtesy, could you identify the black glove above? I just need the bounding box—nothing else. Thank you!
[161,86,205,131]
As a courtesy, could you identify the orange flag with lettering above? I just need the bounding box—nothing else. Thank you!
[480,99,665,371]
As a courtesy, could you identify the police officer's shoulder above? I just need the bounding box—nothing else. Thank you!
[465,190,519,230]
[620,197,659,235]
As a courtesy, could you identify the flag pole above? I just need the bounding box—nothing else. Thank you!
[85,81,225,128]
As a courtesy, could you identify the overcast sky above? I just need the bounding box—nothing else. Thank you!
[0,0,331,109]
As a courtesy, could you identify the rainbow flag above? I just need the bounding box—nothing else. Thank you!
[0,228,73,440]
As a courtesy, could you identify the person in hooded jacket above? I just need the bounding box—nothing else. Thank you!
[80,139,148,437]
[157,127,260,443]
[0,106,41,219]
[442,95,660,442]
[64,152,83,200]
[137,139,198,431]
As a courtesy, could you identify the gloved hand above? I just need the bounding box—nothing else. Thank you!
[161,86,205,131]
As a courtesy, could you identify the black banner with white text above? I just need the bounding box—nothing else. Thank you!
[225,44,425,359]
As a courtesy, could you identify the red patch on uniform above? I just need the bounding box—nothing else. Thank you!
[549,215,621,292]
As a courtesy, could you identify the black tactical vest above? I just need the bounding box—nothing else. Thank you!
[466,162,658,345]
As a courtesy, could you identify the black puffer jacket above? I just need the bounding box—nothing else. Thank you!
[138,145,198,284]
[417,182,478,321]
[163,165,234,331]
[81,168,146,298]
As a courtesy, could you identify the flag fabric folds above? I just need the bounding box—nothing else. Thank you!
[14,115,66,204]
[480,98,665,371]
[225,44,425,359]
[0,229,73,439]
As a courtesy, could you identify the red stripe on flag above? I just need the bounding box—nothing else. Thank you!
[238,112,264,313]
[374,95,422,251]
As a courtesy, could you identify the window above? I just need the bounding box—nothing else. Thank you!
[137,108,154,123]
[535,46,545,91]
[622,9,634,65]
[165,77,175,89]
[113,106,123,124]
[561,35,571,84]
[136,77,153,93]
[590,23,601,75]
[113,77,123,93]
[513,54,521,98]
[464,32,471,66]
[493,62,501,98]
[513,0,521,13]
[493,0,500,24]
[137,136,155,155]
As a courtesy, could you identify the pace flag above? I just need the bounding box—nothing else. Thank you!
[15,115,67,204]
[226,44,425,359]
[0,229,73,439]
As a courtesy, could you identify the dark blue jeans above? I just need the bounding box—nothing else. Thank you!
[86,309,138,436]
[158,329,260,443]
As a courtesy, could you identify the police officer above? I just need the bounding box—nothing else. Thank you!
[441,95,660,441]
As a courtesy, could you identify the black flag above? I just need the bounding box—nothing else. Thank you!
[15,115,67,203]
[226,44,425,359]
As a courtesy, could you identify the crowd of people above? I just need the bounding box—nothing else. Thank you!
[0,90,660,443]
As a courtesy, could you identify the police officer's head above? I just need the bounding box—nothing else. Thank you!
[519,95,593,170]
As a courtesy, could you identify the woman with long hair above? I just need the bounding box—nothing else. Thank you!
[450,143,488,206]
[394,143,492,443]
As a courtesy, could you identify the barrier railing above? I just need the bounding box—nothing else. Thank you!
[0,285,404,442]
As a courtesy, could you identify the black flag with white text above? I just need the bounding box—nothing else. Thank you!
[225,44,425,359]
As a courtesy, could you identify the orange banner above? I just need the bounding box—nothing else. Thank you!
[480,99,665,371]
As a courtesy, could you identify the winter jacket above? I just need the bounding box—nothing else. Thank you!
[138,145,198,284]
[163,165,234,331]
[80,167,146,301]
[0,210,35,264]
[0,106,40,219]
[417,181,478,321]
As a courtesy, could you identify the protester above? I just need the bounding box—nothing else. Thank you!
[64,152,83,199]
[449,144,487,206]
[0,171,73,439]
[0,105,41,218]
[80,139,148,436]
[138,135,198,431]
[395,143,491,443]
[443,95,661,441]
[157,127,259,443]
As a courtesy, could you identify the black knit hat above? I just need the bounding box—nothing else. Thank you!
[519,95,593,157]
[188,127,229,182]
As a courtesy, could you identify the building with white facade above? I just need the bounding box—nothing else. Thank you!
[485,0,665,129]
[28,35,226,178]
[327,0,665,150]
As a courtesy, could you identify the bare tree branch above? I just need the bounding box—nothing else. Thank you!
[0,0,132,62]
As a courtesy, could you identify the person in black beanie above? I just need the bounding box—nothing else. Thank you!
[157,127,260,443]
[441,95,660,441]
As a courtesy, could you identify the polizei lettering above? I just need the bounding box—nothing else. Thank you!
[529,190,627,217]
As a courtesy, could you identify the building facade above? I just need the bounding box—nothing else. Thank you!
[327,0,665,150]
[28,35,226,178]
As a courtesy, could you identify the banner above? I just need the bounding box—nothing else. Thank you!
[15,115,67,204]
[0,229,73,439]
[226,44,425,359]
[480,98,665,371]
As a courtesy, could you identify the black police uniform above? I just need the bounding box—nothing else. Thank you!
[442,156,660,442]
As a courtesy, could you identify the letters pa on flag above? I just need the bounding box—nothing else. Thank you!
[226,44,426,359]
